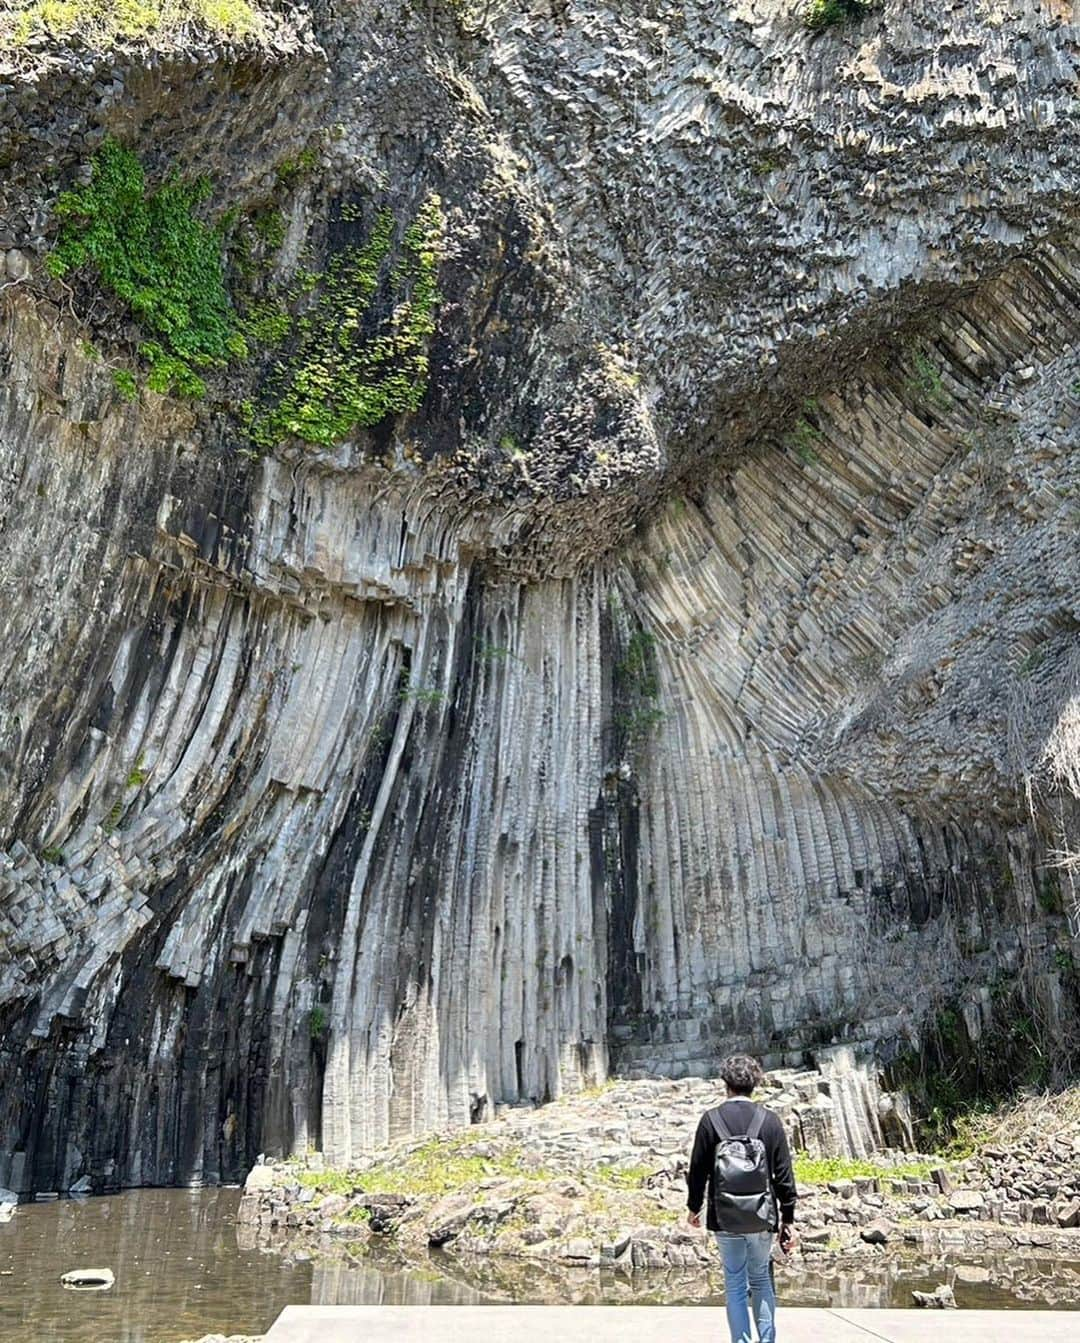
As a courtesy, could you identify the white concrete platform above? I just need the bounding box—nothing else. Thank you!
[263,1304,1078,1341]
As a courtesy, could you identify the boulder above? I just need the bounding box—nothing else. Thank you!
[859,1218,893,1245]
[601,1229,634,1259]
[948,1189,985,1213]
[1054,1199,1080,1229]
[912,1284,957,1309]
[314,1197,349,1230]
[5,250,29,282]
[243,1164,279,1193]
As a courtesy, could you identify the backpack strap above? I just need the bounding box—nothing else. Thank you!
[747,1105,767,1141]
[710,1107,733,1140]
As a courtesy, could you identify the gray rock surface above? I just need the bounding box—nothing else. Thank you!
[1,1,1079,1193]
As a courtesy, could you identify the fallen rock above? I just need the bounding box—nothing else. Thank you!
[60,1268,115,1291]
[948,1189,985,1213]
[912,1284,957,1309]
[244,1165,280,1193]
[1054,1199,1080,1229]
[859,1218,893,1245]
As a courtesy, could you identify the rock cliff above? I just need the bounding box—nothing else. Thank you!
[1,0,1079,1193]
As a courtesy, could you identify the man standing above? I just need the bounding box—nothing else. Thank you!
[686,1055,799,1343]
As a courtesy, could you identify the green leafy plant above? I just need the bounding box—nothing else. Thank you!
[613,628,665,748]
[251,208,287,250]
[275,148,320,187]
[309,1005,327,1040]
[1018,645,1047,677]
[805,0,874,31]
[399,682,446,707]
[111,368,138,401]
[246,194,445,448]
[905,351,948,408]
[41,845,65,864]
[784,401,824,465]
[47,139,245,399]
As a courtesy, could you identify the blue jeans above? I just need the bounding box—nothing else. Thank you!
[715,1231,777,1343]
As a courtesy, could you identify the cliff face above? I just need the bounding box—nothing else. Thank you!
[1,0,1079,1193]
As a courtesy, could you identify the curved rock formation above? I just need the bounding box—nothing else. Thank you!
[1,0,1079,1192]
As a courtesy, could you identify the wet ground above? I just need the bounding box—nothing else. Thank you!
[1,1190,1077,1341]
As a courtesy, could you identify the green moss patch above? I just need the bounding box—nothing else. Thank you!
[1,1,265,50]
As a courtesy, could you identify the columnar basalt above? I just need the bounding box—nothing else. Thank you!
[1,1,1079,1193]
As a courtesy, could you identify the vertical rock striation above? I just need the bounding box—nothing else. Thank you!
[1,1,1079,1191]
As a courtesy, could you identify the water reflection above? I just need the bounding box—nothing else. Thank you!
[0,1189,310,1342]
[1,1189,1078,1341]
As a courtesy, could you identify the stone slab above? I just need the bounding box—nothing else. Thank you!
[263,1305,1080,1342]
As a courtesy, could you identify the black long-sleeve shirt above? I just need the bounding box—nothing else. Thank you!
[686,1098,798,1230]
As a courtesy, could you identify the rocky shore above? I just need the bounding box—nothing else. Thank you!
[235,1075,1080,1304]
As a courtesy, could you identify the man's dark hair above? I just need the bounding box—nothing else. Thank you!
[720,1053,764,1095]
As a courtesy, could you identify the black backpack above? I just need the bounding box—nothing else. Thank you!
[710,1104,775,1234]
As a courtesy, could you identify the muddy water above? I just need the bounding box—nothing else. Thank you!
[1,1190,1078,1341]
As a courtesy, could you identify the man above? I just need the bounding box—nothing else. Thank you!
[687,1054,798,1343]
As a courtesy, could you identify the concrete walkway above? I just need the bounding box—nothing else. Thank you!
[264,1304,1078,1341]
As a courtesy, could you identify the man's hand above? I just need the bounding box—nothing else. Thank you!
[779,1224,799,1254]
[687,1210,701,1229]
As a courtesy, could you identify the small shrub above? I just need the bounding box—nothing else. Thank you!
[906,351,948,408]
[41,845,65,864]
[275,148,320,187]
[111,368,138,401]
[1018,645,1046,677]
[251,208,287,250]
[309,1005,327,1040]
[783,399,825,464]
[400,684,446,707]
[805,0,874,31]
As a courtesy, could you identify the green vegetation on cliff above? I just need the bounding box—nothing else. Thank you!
[47,138,244,397]
[244,192,446,449]
[0,1,264,49]
[47,140,446,440]
[805,0,874,30]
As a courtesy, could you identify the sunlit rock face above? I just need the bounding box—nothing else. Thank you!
[1,0,1079,1192]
